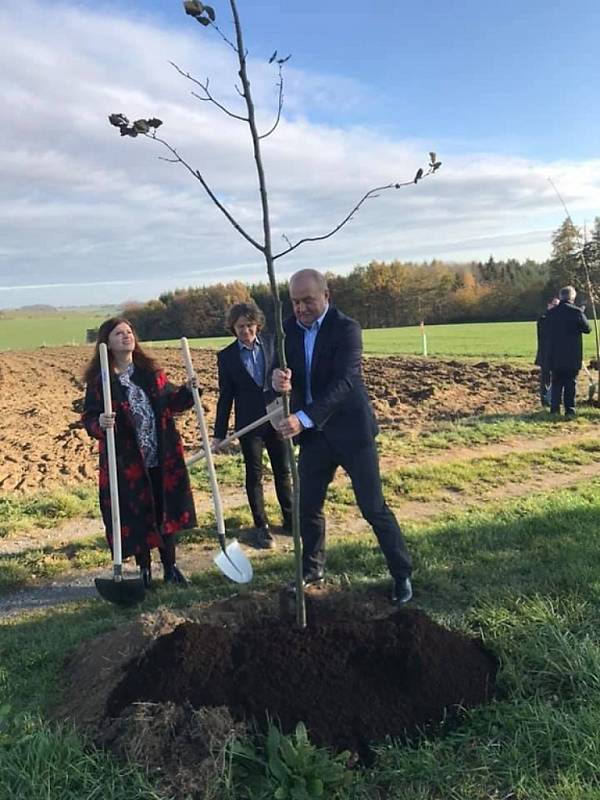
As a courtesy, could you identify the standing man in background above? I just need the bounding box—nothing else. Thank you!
[214,302,293,549]
[272,269,413,605]
[545,285,591,418]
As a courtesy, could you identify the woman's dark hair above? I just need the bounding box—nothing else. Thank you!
[83,317,160,384]
[225,302,265,335]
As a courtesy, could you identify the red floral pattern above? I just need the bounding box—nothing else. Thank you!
[82,367,197,559]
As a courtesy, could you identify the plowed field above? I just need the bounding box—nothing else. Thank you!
[0,346,537,492]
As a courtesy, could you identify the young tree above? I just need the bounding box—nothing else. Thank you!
[107,0,440,625]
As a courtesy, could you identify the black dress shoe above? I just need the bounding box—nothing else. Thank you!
[303,568,325,586]
[391,576,413,605]
[285,569,325,592]
[163,564,189,587]
[255,525,276,549]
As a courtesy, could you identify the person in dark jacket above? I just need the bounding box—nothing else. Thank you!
[272,269,413,605]
[534,297,559,406]
[545,286,591,417]
[213,302,293,549]
[82,317,197,588]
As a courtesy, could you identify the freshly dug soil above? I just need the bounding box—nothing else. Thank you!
[56,591,497,797]
[109,593,496,753]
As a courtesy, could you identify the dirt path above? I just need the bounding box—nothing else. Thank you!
[3,453,600,618]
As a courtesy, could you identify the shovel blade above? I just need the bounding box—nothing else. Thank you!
[94,577,146,607]
[214,540,253,584]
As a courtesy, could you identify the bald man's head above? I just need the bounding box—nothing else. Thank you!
[289,269,329,326]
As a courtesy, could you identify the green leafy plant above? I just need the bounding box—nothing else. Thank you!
[231,721,353,799]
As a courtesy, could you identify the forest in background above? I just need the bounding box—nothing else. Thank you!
[121,216,600,340]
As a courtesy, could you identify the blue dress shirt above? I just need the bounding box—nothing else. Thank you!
[296,304,329,430]
[238,338,265,388]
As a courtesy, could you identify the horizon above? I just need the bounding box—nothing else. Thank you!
[1,0,598,309]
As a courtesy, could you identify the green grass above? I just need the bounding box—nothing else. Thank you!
[380,440,600,503]
[150,321,551,361]
[378,406,600,459]
[0,712,163,800]
[0,311,112,351]
[3,482,600,797]
[5,311,595,363]
[0,487,98,539]
[151,320,594,362]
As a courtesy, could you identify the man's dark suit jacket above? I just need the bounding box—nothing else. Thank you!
[214,335,275,440]
[534,313,550,367]
[545,301,591,372]
[283,306,377,455]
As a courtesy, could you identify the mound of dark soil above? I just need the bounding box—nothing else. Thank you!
[55,592,497,797]
[106,600,496,755]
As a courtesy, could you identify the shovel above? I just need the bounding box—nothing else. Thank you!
[94,343,145,607]
[180,337,252,584]
[185,397,284,467]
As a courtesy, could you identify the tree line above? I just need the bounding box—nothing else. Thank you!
[120,216,600,340]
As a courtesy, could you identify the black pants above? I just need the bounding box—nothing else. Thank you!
[551,370,578,415]
[539,367,551,406]
[298,431,412,580]
[135,466,176,570]
[239,425,293,528]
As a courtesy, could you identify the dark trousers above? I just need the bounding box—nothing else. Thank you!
[135,466,176,570]
[551,370,578,415]
[240,425,293,528]
[298,431,412,580]
[539,367,552,406]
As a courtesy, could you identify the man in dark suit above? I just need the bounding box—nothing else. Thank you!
[272,269,413,605]
[214,302,293,548]
[534,297,559,407]
[545,285,591,417]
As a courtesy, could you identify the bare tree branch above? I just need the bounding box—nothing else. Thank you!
[211,22,239,53]
[273,168,435,260]
[148,132,264,252]
[258,64,284,140]
[170,61,249,121]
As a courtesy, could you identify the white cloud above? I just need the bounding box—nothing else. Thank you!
[0,0,598,308]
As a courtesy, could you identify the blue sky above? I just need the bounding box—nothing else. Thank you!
[0,0,598,309]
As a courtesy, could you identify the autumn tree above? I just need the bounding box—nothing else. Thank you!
[547,217,582,291]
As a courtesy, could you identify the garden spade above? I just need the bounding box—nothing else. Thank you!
[94,343,145,607]
[180,337,252,584]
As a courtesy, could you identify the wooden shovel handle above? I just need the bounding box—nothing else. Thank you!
[180,338,226,538]
[99,343,123,575]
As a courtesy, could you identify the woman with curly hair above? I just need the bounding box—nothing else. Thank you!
[82,317,197,588]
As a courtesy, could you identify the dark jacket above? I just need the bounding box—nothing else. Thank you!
[534,313,550,367]
[214,335,276,439]
[82,367,197,559]
[545,301,591,372]
[283,306,378,454]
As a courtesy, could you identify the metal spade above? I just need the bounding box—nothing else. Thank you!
[94,343,145,607]
[180,337,252,584]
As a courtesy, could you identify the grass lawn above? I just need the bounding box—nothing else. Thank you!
[0,310,111,351]
[149,321,550,360]
[5,310,596,362]
[2,480,600,798]
[3,414,600,799]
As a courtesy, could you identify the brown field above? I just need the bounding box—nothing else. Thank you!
[0,345,538,493]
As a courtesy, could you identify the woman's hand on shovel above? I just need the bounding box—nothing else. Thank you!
[99,412,116,429]
[186,375,200,392]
